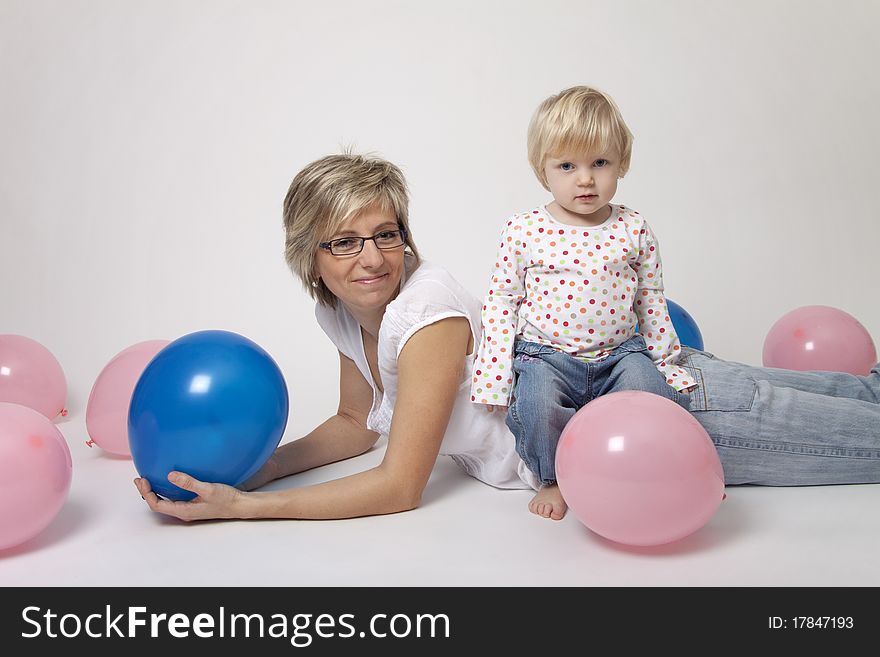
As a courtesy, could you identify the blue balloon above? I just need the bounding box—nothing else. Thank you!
[129,330,288,501]
[634,299,704,351]
[667,299,704,351]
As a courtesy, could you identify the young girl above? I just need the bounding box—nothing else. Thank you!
[471,86,695,520]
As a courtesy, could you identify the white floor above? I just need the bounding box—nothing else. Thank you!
[2,410,879,587]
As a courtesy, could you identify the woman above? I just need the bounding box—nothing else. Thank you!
[134,153,880,521]
[135,153,538,521]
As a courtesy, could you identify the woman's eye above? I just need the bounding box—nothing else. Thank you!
[333,238,357,249]
[375,231,396,240]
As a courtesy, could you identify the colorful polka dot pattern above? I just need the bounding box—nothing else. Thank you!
[471,204,693,405]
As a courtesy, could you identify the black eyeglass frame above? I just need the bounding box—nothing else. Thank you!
[318,225,409,256]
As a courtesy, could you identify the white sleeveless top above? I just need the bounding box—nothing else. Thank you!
[315,260,539,491]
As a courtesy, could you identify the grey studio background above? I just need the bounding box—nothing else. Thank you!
[1,0,879,585]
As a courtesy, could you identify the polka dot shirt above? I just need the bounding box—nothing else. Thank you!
[470,204,694,405]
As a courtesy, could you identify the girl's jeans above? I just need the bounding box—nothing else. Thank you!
[506,335,688,485]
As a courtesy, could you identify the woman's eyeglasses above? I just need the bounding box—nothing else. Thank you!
[319,227,408,256]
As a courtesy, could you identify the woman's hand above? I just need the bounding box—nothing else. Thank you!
[134,472,247,522]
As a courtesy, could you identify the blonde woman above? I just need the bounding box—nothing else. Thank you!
[135,153,539,521]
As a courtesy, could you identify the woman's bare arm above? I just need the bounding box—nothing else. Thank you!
[135,317,472,521]
[239,352,379,489]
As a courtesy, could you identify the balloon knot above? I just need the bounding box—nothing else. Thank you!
[61,408,68,417]
[85,439,95,448]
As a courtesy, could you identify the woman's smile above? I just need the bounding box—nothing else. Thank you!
[353,273,390,286]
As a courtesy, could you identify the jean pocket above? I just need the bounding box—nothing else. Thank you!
[684,360,757,412]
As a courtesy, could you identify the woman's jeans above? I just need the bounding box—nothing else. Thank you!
[506,335,689,485]
[680,348,880,485]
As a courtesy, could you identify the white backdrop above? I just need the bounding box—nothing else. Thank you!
[2,0,879,445]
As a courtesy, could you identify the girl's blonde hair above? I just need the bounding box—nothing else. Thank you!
[527,86,633,190]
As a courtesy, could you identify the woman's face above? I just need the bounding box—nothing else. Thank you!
[314,205,406,316]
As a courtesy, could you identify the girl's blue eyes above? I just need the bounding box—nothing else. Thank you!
[560,159,609,171]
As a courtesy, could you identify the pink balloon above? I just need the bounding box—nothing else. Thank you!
[763,305,877,375]
[85,340,170,457]
[0,402,73,550]
[0,335,67,420]
[556,391,725,547]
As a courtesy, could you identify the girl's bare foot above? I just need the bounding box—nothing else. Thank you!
[528,484,567,520]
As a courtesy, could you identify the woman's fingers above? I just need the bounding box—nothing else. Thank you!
[134,477,173,515]
[134,473,242,522]
[133,475,204,521]
[167,471,211,497]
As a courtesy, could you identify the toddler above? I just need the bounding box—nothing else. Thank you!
[471,86,694,519]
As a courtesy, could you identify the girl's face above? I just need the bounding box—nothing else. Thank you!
[314,206,406,317]
[543,152,621,226]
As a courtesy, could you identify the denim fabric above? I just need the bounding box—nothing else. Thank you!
[680,348,880,485]
[506,335,689,485]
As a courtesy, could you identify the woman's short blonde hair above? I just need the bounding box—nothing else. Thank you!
[527,86,634,190]
[282,152,421,307]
